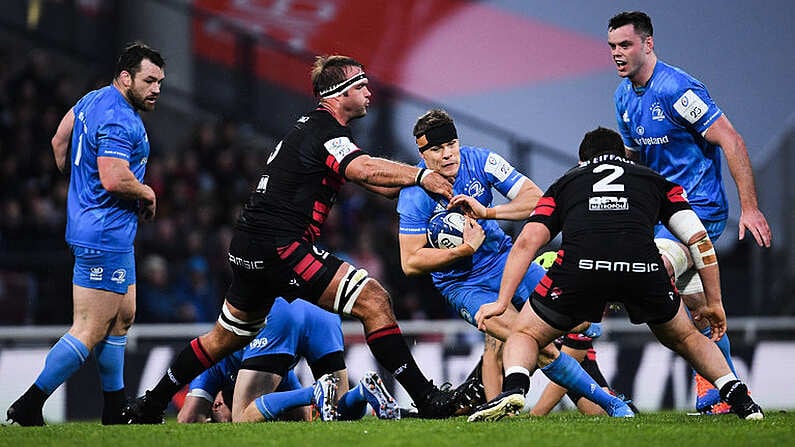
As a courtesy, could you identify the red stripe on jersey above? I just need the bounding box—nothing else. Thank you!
[277,241,300,259]
[312,201,330,224]
[531,196,556,216]
[555,249,564,265]
[300,258,323,281]
[325,154,340,173]
[667,185,687,203]
[534,274,552,295]
[586,347,596,361]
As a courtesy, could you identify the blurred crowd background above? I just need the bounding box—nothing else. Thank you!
[0,1,791,327]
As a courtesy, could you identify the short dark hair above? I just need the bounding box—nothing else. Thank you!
[311,55,363,97]
[114,42,164,80]
[608,11,653,39]
[578,127,624,161]
[413,108,454,138]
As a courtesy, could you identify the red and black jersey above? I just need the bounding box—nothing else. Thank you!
[529,154,692,265]
[236,108,367,242]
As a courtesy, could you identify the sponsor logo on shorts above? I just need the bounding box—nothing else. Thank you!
[111,269,126,284]
[89,266,103,281]
[228,253,265,270]
[578,259,661,273]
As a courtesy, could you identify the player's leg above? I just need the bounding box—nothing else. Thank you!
[481,334,504,400]
[337,370,400,420]
[315,262,455,419]
[233,369,288,422]
[468,301,563,422]
[656,227,740,413]
[648,301,763,419]
[94,283,136,425]
[7,280,126,426]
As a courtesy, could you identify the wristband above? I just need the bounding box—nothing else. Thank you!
[415,168,431,185]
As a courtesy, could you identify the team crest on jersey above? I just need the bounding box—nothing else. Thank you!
[636,125,645,136]
[89,266,103,281]
[466,180,485,198]
[650,102,665,122]
[111,269,126,284]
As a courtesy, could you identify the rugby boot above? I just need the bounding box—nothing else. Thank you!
[720,381,763,420]
[467,389,525,422]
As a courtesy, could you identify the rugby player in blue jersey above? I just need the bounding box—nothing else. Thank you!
[6,43,165,426]
[608,11,772,414]
[177,298,398,423]
[396,109,633,417]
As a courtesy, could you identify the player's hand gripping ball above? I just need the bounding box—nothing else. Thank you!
[533,250,558,269]
[427,211,466,249]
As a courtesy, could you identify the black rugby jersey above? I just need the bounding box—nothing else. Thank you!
[236,108,366,242]
[529,154,692,263]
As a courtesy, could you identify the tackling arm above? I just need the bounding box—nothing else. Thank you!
[97,157,157,220]
[475,221,550,330]
[344,154,452,199]
[704,115,771,247]
[665,209,726,340]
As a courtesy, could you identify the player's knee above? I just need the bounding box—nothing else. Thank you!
[217,301,267,338]
[655,238,691,280]
[676,270,704,296]
[332,265,389,316]
[536,344,558,367]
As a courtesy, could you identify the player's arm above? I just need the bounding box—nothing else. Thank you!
[448,177,542,220]
[51,108,75,174]
[665,208,725,340]
[475,221,550,330]
[344,154,452,200]
[97,156,157,220]
[703,115,771,247]
[399,216,484,275]
[177,390,213,423]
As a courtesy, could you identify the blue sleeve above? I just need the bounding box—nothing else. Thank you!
[662,78,723,136]
[477,149,526,199]
[397,186,436,236]
[97,118,135,161]
[614,85,636,149]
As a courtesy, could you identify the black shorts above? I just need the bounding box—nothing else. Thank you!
[225,231,344,312]
[530,268,680,331]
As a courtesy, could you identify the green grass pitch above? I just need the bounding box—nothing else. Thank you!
[2,411,792,447]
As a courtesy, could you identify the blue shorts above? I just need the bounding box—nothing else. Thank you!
[655,218,726,243]
[441,261,546,326]
[242,298,344,364]
[71,245,135,294]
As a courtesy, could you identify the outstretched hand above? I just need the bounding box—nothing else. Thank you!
[448,194,486,219]
[475,301,507,331]
[738,207,772,248]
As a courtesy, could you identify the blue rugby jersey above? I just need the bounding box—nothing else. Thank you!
[66,85,150,251]
[614,60,727,222]
[397,146,526,291]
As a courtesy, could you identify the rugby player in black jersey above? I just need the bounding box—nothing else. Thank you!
[469,127,763,421]
[126,55,459,423]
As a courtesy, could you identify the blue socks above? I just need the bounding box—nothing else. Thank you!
[255,386,314,421]
[34,333,89,396]
[700,326,737,375]
[337,383,368,420]
[541,351,621,410]
[94,335,127,391]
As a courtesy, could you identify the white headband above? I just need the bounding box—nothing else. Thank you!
[319,72,368,99]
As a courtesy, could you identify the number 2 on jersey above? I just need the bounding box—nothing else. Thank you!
[592,164,625,192]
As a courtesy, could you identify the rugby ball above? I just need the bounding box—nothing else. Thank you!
[427,211,466,249]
